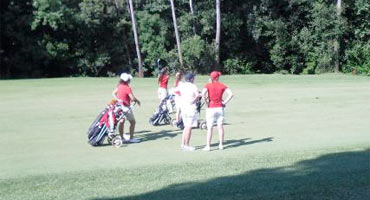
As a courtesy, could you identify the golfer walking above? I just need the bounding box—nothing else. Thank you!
[202,71,233,151]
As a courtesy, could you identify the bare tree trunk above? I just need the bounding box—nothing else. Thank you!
[170,0,184,67]
[215,0,221,64]
[334,0,341,73]
[128,0,143,77]
[113,0,133,69]
[189,0,196,35]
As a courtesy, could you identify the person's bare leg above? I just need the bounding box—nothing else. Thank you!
[217,123,224,149]
[129,120,136,139]
[184,126,192,146]
[203,121,214,151]
[181,128,185,147]
[118,120,125,139]
[182,126,195,151]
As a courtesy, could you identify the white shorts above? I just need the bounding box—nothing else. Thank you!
[158,87,168,101]
[119,108,135,122]
[206,107,224,126]
[181,108,198,127]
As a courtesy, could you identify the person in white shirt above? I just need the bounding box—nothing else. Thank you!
[175,73,200,151]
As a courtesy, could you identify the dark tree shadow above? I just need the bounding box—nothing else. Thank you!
[90,148,370,200]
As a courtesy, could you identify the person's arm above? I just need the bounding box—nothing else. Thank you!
[129,93,141,106]
[172,84,181,96]
[222,88,234,106]
[174,73,180,87]
[191,86,201,104]
[191,93,200,105]
[158,74,162,85]
[112,88,123,103]
[201,88,208,106]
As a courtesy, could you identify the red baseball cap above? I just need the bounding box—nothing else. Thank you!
[210,71,221,80]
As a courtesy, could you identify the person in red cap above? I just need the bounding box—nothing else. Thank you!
[201,71,233,151]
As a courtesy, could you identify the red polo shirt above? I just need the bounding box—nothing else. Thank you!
[117,83,132,106]
[204,82,227,108]
[159,74,169,89]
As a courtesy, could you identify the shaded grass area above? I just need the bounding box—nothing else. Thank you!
[1,148,369,200]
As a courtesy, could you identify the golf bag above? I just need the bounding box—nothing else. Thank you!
[87,103,128,146]
[149,94,175,126]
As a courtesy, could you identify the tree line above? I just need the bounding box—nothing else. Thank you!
[1,0,369,78]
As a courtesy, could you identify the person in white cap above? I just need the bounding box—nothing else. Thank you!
[112,73,141,143]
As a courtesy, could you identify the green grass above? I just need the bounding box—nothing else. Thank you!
[0,74,370,200]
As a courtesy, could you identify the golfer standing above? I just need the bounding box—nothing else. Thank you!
[175,73,200,151]
[158,67,169,102]
[173,72,183,123]
[202,71,233,151]
[112,73,141,143]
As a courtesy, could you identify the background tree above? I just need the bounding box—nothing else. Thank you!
[2,0,370,78]
[215,0,221,65]
[170,0,184,67]
[128,0,143,77]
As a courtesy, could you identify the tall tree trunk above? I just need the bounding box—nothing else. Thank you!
[128,0,143,77]
[113,0,133,69]
[215,0,221,64]
[170,0,184,67]
[334,0,341,72]
[189,0,196,35]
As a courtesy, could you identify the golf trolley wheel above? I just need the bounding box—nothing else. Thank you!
[171,119,177,127]
[200,121,207,130]
[111,137,122,148]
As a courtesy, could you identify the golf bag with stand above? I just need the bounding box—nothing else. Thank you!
[149,94,176,126]
[87,103,130,147]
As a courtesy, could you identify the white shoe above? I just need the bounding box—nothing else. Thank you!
[183,145,195,151]
[202,146,211,151]
[219,145,224,150]
[180,144,184,150]
[128,138,140,143]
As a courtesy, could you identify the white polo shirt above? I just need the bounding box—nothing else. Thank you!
[176,82,199,112]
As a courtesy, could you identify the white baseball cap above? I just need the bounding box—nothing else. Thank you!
[120,73,133,82]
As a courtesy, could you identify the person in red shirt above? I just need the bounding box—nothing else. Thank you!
[201,71,233,151]
[158,67,169,102]
[112,73,141,143]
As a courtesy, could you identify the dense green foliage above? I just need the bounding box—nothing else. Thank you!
[1,0,369,78]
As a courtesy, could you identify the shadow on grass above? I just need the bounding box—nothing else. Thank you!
[194,137,273,150]
[224,137,273,149]
[136,129,182,142]
[91,148,370,200]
